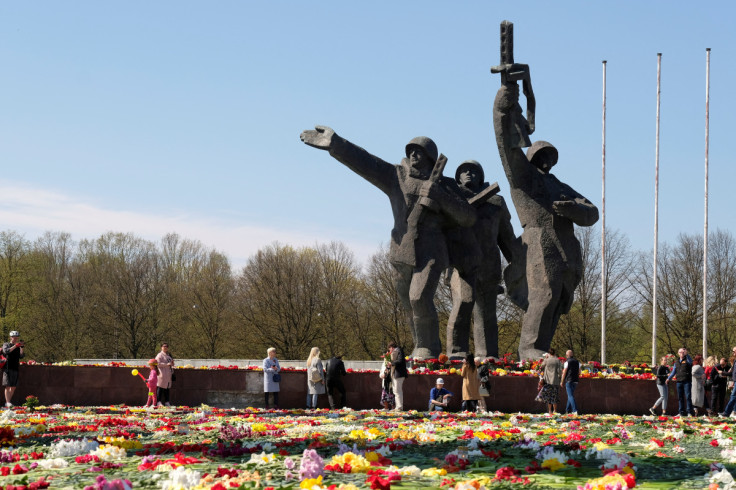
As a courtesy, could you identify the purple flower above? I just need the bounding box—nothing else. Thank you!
[298,448,324,480]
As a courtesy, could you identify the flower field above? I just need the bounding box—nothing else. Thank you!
[0,406,733,489]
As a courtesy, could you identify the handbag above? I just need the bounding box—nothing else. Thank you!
[309,367,323,383]
[273,373,282,383]
[171,371,176,382]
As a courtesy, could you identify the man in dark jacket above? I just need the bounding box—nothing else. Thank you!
[720,347,736,417]
[667,347,695,417]
[389,342,408,410]
[325,354,347,409]
[2,331,24,408]
[560,349,580,414]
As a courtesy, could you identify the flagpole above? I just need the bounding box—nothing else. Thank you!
[703,48,711,358]
[653,53,661,366]
[601,60,607,366]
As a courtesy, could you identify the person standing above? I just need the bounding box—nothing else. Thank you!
[667,348,695,417]
[722,348,736,417]
[712,357,731,416]
[325,354,347,409]
[476,357,491,413]
[379,354,395,410]
[155,342,175,407]
[649,356,671,416]
[306,347,325,409]
[691,355,706,416]
[539,349,562,415]
[263,347,281,409]
[145,359,159,408]
[461,353,481,412]
[2,331,24,408]
[388,342,407,410]
[560,349,580,415]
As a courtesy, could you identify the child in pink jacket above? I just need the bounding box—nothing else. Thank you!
[145,359,159,407]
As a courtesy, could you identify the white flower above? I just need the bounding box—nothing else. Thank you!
[374,445,392,457]
[49,438,99,458]
[91,444,127,461]
[247,451,276,465]
[721,448,736,464]
[36,458,69,469]
[709,468,736,489]
[160,466,201,490]
[395,465,421,476]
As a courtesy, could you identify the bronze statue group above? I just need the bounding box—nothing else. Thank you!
[300,21,599,365]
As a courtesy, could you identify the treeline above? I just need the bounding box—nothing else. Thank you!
[0,228,735,364]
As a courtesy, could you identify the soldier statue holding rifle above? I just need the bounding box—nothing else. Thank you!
[300,126,477,359]
[491,21,599,361]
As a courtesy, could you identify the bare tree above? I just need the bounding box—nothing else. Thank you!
[362,245,413,353]
[81,232,160,358]
[314,242,361,357]
[235,243,324,359]
[0,231,31,335]
[186,249,235,358]
[555,227,636,361]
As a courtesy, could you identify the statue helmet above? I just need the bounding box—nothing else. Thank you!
[405,136,438,164]
[526,141,558,171]
[455,159,484,183]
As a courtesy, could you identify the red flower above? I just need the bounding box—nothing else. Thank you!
[366,474,391,490]
[494,466,521,480]
[711,440,719,447]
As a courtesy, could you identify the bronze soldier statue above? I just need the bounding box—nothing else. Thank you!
[445,160,518,359]
[300,126,476,359]
[491,21,599,360]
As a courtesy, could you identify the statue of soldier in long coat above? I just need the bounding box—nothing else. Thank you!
[445,160,518,359]
[493,82,599,361]
[300,126,477,359]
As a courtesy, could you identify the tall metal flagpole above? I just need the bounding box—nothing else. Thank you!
[703,48,711,358]
[601,60,607,365]
[653,53,661,366]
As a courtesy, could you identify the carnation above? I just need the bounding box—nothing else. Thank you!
[161,466,201,490]
[50,439,100,458]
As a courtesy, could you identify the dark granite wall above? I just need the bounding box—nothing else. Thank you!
[15,366,677,415]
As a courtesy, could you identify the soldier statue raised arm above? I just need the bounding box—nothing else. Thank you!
[300,126,477,359]
[491,21,599,361]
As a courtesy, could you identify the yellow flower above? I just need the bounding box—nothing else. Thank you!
[365,451,380,462]
[300,476,324,489]
[421,467,448,477]
[593,441,609,451]
[541,456,565,472]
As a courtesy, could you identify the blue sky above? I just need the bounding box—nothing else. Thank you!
[1,2,733,268]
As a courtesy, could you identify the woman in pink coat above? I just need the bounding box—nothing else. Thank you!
[155,343,175,407]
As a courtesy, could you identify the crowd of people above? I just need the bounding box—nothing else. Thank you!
[650,346,736,418]
[261,343,583,414]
